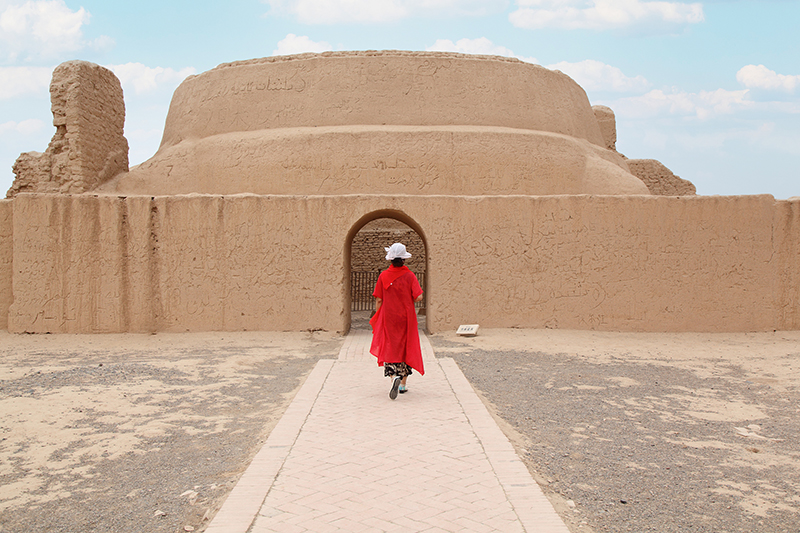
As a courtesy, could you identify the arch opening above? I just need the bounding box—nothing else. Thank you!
[344,210,428,335]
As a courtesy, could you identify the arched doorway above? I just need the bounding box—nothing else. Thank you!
[344,211,428,334]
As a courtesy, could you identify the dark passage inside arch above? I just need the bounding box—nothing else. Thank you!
[349,218,427,330]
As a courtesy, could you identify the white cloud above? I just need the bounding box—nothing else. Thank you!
[694,88,752,118]
[125,127,165,167]
[89,34,115,52]
[609,87,751,120]
[419,48,647,93]
[427,37,537,64]
[510,0,704,30]
[272,34,333,56]
[0,66,51,99]
[630,119,798,163]
[272,0,405,23]
[106,63,196,95]
[264,0,507,24]
[0,0,108,61]
[0,118,46,136]
[547,59,649,92]
[737,64,800,93]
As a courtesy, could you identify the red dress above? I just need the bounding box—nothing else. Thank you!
[369,266,424,375]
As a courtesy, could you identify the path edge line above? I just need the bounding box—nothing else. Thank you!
[438,357,571,533]
[205,358,335,533]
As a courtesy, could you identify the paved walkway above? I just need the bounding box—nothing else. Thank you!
[206,329,570,533]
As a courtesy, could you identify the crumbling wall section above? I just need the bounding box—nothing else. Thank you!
[6,194,798,334]
[7,61,128,197]
[592,105,617,151]
[627,159,697,196]
[589,105,697,197]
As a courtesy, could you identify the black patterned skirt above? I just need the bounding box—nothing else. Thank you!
[383,362,413,378]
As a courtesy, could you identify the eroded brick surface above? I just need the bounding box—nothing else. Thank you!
[8,61,128,197]
[627,158,697,196]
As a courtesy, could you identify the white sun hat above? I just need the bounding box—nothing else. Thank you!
[385,242,412,260]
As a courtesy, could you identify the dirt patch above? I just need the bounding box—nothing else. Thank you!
[0,331,343,533]
[430,329,800,533]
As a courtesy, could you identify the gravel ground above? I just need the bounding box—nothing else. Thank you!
[430,333,800,533]
[0,332,342,533]
[3,326,798,533]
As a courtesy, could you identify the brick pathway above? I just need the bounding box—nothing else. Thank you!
[206,330,569,533]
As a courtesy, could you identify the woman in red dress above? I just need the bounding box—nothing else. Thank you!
[369,243,424,400]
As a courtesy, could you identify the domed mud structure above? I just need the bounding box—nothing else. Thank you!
[99,51,649,196]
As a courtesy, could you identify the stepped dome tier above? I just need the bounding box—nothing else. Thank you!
[100,51,649,196]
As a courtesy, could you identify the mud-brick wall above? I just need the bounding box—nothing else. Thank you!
[773,198,800,328]
[0,200,11,330]
[351,218,426,273]
[9,62,127,197]
[8,194,348,333]
[65,61,128,191]
[4,193,799,334]
[425,194,799,332]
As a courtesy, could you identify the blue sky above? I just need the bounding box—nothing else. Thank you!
[1,0,798,198]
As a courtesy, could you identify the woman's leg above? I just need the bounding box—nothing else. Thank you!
[399,364,412,392]
[384,363,412,397]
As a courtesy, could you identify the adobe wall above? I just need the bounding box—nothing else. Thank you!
[5,194,798,334]
[434,194,798,332]
[627,159,697,196]
[774,199,800,328]
[8,61,128,197]
[592,105,617,151]
[0,200,11,330]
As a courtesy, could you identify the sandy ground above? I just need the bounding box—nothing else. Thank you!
[0,331,343,533]
[1,326,798,533]
[430,328,800,533]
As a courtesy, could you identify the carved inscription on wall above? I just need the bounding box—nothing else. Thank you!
[425,195,785,332]
[160,52,606,149]
[4,194,798,334]
[112,127,644,197]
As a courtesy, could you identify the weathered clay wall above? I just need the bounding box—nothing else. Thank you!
[8,61,128,197]
[6,194,799,334]
[592,105,617,151]
[104,126,647,197]
[161,51,605,148]
[431,194,792,332]
[628,159,697,196]
[0,200,11,329]
[773,199,800,329]
[9,195,339,333]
